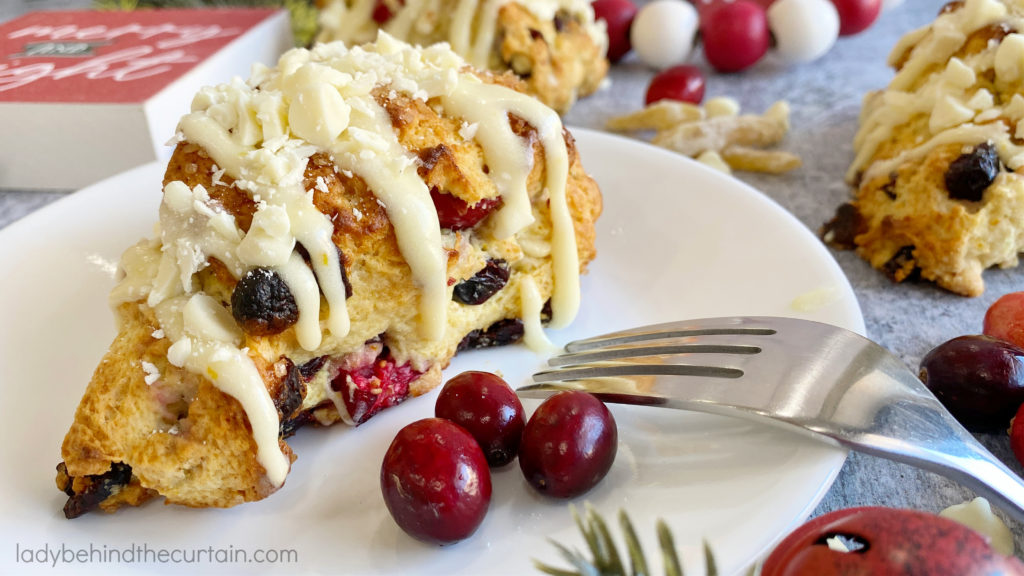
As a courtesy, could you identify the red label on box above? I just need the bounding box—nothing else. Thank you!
[0,9,281,104]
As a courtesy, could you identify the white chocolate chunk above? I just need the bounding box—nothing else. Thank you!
[237,205,295,267]
[942,57,976,90]
[940,497,1014,556]
[930,95,976,133]
[183,293,243,345]
[287,82,350,147]
[966,89,994,111]
[163,181,194,214]
[1005,94,1024,120]
[995,33,1024,84]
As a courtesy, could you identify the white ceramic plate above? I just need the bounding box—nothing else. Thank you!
[0,128,863,575]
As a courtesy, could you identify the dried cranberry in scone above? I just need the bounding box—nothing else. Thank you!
[231,268,299,336]
[452,260,510,305]
[430,188,503,230]
[945,143,1000,202]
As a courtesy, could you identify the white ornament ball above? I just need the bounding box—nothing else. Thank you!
[630,0,699,70]
[767,0,840,63]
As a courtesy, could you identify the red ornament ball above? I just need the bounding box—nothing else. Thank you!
[831,0,881,36]
[762,507,1024,575]
[645,65,706,105]
[592,0,638,63]
[701,1,771,73]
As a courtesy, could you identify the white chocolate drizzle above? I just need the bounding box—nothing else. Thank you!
[112,34,583,488]
[316,0,604,69]
[520,275,560,353]
[442,78,578,327]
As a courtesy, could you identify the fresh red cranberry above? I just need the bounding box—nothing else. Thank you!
[332,348,419,424]
[1011,404,1024,469]
[701,1,770,73]
[519,391,617,498]
[831,0,881,36]
[381,418,492,545]
[645,65,706,105]
[435,371,525,467]
[984,292,1024,349]
[430,188,502,230]
[592,0,637,62]
[919,335,1024,432]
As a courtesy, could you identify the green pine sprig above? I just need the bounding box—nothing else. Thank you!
[535,503,720,576]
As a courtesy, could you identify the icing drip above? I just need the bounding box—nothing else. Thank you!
[442,79,578,327]
[323,100,447,340]
[520,275,560,353]
[276,251,324,351]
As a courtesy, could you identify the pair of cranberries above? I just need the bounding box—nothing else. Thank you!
[380,372,618,545]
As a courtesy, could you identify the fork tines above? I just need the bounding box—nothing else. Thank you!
[531,318,780,387]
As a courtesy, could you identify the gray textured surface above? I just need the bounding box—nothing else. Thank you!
[5,0,1024,554]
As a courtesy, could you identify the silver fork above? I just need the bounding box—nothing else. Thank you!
[518,316,1024,524]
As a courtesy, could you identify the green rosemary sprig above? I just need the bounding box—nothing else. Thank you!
[536,503,719,576]
[92,0,321,46]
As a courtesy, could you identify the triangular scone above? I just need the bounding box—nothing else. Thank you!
[827,0,1024,296]
[56,34,601,518]
[315,0,608,114]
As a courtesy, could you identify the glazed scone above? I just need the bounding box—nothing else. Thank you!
[826,0,1024,296]
[55,34,601,517]
[315,0,608,114]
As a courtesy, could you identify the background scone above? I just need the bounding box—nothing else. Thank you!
[56,34,601,517]
[315,0,608,114]
[828,0,1024,296]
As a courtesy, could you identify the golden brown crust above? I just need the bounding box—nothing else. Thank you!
[58,72,601,515]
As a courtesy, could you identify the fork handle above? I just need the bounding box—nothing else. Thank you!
[833,433,1024,526]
